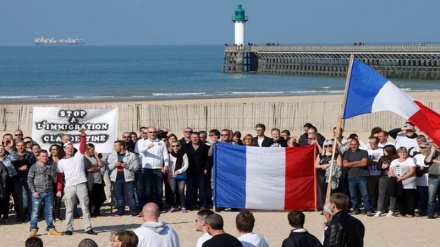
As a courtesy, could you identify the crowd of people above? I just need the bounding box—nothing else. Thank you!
[1,120,440,246]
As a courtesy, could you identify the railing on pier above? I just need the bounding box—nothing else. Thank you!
[224,44,440,53]
[222,44,440,79]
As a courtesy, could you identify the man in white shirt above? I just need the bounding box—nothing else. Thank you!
[195,209,214,247]
[236,210,269,247]
[135,126,169,211]
[56,128,96,235]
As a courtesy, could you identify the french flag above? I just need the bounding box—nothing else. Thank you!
[343,58,440,147]
[213,142,316,210]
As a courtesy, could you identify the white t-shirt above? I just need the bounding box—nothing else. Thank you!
[378,141,395,149]
[57,151,87,187]
[238,233,269,247]
[367,148,383,176]
[414,153,429,187]
[390,158,416,189]
[195,232,211,247]
[395,135,418,151]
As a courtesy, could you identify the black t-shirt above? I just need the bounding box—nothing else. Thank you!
[202,233,243,247]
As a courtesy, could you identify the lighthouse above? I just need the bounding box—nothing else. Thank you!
[233,5,248,46]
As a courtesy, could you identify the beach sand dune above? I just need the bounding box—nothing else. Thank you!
[2,204,438,247]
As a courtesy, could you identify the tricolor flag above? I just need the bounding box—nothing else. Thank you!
[214,142,316,210]
[343,58,440,147]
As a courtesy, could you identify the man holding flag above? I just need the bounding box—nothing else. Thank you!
[342,57,440,149]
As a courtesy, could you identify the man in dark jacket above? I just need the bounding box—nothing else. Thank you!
[281,210,322,247]
[323,193,365,247]
[252,123,273,147]
[186,132,210,210]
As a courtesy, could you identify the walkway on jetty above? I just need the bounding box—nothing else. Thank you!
[223,44,440,79]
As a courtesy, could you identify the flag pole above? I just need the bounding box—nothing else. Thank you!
[325,54,355,203]
[313,143,318,212]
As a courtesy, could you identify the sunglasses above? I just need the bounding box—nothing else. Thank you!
[324,145,333,148]
[171,145,180,147]
[123,136,130,138]
[148,131,156,134]
[185,131,192,133]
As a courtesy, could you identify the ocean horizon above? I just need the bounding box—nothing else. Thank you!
[1,45,439,103]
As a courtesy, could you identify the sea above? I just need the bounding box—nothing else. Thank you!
[1,45,440,103]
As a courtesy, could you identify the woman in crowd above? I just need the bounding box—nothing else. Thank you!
[130,132,138,146]
[388,147,416,217]
[314,139,342,211]
[23,137,33,152]
[78,238,98,247]
[232,131,243,145]
[48,144,65,221]
[167,141,189,213]
[375,144,398,217]
[163,133,179,208]
[286,136,299,147]
[110,230,139,247]
[242,134,254,146]
[166,134,178,152]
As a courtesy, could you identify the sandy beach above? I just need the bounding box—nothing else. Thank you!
[1,202,438,247]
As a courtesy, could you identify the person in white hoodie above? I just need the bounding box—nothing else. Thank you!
[236,210,269,247]
[134,202,180,247]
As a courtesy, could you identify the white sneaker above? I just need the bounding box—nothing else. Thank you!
[386,211,394,217]
[374,211,382,217]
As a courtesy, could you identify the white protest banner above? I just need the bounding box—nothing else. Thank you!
[32,107,118,153]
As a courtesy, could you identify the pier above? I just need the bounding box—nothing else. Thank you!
[222,44,440,79]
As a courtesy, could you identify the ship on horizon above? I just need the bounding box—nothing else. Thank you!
[34,37,85,45]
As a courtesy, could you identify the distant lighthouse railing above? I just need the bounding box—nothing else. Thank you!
[224,44,440,53]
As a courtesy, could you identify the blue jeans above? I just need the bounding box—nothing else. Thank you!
[30,192,54,231]
[113,180,137,216]
[167,177,186,208]
[428,176,440,216]
[138,168,164,210]
[348,176,372,212]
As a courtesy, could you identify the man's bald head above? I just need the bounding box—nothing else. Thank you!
[141,202,160,222]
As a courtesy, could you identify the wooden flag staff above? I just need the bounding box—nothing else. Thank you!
[325,54,355,203]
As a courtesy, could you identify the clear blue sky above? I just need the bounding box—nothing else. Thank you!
[1,0,438,45]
